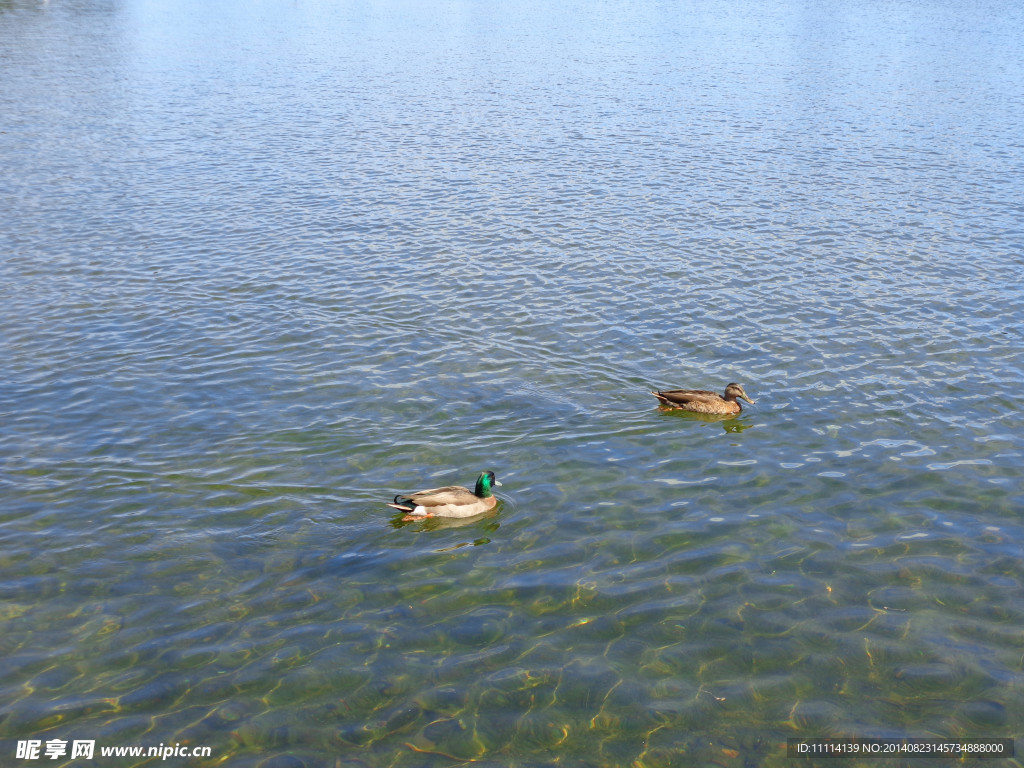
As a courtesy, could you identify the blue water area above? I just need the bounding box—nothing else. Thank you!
[1,0,1022,766]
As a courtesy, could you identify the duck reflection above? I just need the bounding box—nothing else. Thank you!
[658,408,754,433]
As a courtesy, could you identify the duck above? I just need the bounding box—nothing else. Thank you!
[387,471,501,520]
[651,383,756,415]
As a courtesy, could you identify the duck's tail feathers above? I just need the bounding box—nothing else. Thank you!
[388,497,414,512]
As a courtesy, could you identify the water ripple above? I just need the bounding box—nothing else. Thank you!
[3,0,1024,764]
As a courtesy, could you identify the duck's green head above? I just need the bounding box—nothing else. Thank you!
[475,471,501,498]
[726,383,756,405]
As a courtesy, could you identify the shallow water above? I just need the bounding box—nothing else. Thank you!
[2,0,1023,765]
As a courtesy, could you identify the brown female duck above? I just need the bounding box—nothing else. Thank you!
[651,383,756,415]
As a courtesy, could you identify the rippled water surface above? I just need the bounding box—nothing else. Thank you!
[2,0,1024,765]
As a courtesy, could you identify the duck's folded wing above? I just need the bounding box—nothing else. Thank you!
[408,485,474,507]
[657,389,718,403]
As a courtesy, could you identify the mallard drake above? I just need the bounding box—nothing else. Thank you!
[651,383,756,415]
[387,471,501,520]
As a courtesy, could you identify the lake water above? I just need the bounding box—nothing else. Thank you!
[2,0,1023,765]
